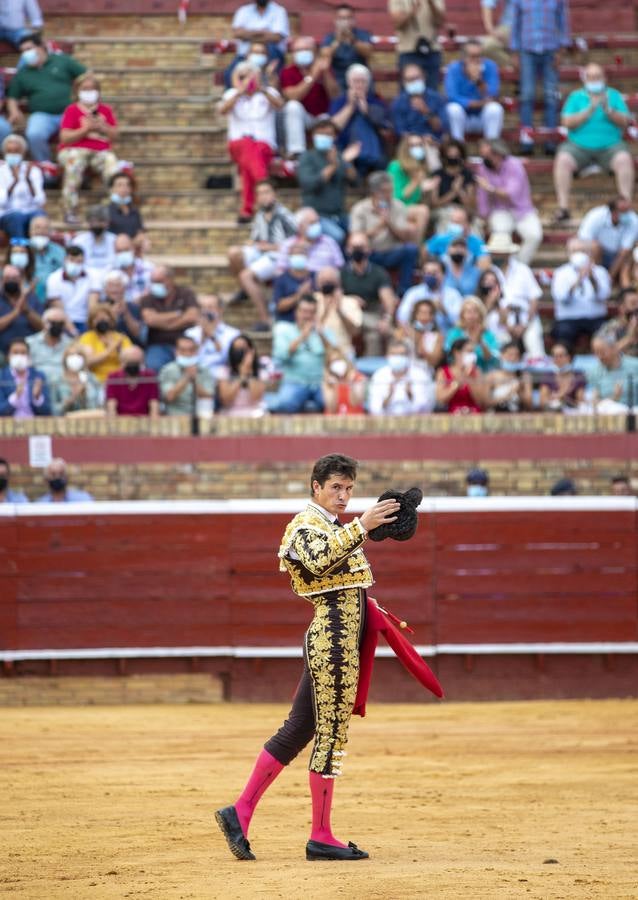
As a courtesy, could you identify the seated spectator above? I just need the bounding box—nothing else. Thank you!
[0,456,28,504]
[77,305,133,383]
[486,232,544,358]
[341,232,397,356]
[595,288,638,357]
[57,74,119,225]
[107,171,144,237]
[476,138,543,265]
[72,205,117,271]
[46,245,101,334]
[227,180,297,330]
[267,294,335,413]
[388,0,445,90]
[314,266,363,358]
[0,262,43,359]
[443,237,481,296]
[26,305,72,383]
[397,256,462,333]
[230,0,290,80]
[185,294,240,379]
[297,117,360,245]
[244,40,280,88]
[113,233,152,304]
[575,198,638,282]
[277,207,344,273]
[477,267,508,343]
[554,63,633,223]
[426,172,480,246]
[105,344,159,417]
[272,240,314,323]
[611,474,633,496]
[217,333,268,418]
[281,37,340,158]
[322,348,367,414]
[444,39,503,142]
[49,343,102,416]
[218,61,283,223]
[29,215,65,302]
[538,342,586,411]
[36,457,94,502]
[480,0,513,70]
[139,265,198,371]
[390,62,447,142]
[0,336,50,416]
[486,339,533,411]
[589,335,638,408]
[0,133,46,240]
[5,238,35,279]
[551,246,611,346]
[159,333,215,417]
[445,296,500,372]
[330,64,389,176]
[435,336,489,413]
[368,336,434,414]
[466,466,490,496]
[399,298,445,371]
[320,4,373,91]
[619,245,638,290]
[349,171,420,297]
[99,269,146,345]
[387,135,436,219]
[0,0,43,49]
[6,32,86,164]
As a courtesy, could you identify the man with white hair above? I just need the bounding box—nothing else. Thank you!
[185,294,240,379]
[100,269,147,345]
[550,243,611,346]
[29,214,65,302]
[281,36,340,157]
[0,133,46,239]
[277,207,344,273]
[26,305,71,383]
[589,334,638,408]
[330,64,388,175]
[36,457,94,503]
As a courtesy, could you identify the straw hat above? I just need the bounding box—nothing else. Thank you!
[485,232,520,255]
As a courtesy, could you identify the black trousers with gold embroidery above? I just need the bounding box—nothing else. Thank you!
[265,588,366,777]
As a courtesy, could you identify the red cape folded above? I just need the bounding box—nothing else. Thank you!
[354,597,444,717]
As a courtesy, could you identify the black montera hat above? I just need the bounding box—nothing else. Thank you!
[368,487,423,542]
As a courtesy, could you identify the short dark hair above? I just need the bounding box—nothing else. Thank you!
[618,287,638,305]
[9,338,28,353]
[611,474,630,485]
[298,294,317,307]
[502,339,524,355]
[310,453,358,495]
[67,245,85,258]
[0,457,9,472]
[449,337,469,357]
[337,3,354,12]
[18,32,43,48]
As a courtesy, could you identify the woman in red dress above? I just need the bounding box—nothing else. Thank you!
[435,336,489,413]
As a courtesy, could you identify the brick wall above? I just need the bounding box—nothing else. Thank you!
[0,673,223,706]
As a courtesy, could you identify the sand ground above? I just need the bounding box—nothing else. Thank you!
[1,699,637,899]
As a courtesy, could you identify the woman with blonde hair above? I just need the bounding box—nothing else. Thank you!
[50,343,102,416]
[386,134,433,242]
[444,295,500,372]
[77,304,132,382]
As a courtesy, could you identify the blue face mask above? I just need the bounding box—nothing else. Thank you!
[413,321,433,332]
[447,223,464,239]
[150,282,168,298]
[423,274,439,290]
[409,145,425,161]
[620,212,634,227]
[248,53,267,68]
[111,192,131,205]
[21,48,39,67]
[306,222,322,241]
[4,153,23,168]
[116,250,134,268]
[313,133,334,152]
[388,354,408,372]
[176,354,198,368]
[553,362,572,374]
[290,253,308,271]
[294,49,314,68]
[405,79,425,96]
[585,80,605,94]
[10,252,29,269]
[467,484,488,497]
[501,359,522,373]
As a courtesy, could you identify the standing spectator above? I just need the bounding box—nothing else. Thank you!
[277,207,344,273]
[49,344,102,416]
[46,245,101,334]
[267,295,335,413]
[0,457,28,504]
[487,339,533,411]
[476,138,543,265]
[390,62,448,141]
[481,0,514,68]
[217,333,268,418]
[99,270,146,346]
[281,37,340,158]
[0,262,43,358]
[0,0,43,47]
[588,335,638,408]
[0,336,50,417]
[349,171,420,297]
[0,134,46,240]
[314,265,363,358]
[107,171,144,237]
[231,0,290,73]
[400,298,445,370]
[77,305,133,383]
[445,296,501,372]
[72,205,117,271]
[553,64,633,223]
[426,143,478,232]
[219,61,283,223]
[575,198,638,282]
[341,232,398,356]
[435,337,489,413]
[595,288,638,357]
[465,467,490,495]
[510,0,571,155]
[486,232,544,358]
[139,266,198,371]
[388,0,446,90]
[538,341,586,411]
[443,237,481,296]
[6,32,86,163]
[57,74,119,225]
[113,233,152,305]
[368,336,434,414]
[330,64,389,176]
[297,117,360,245]
[320,4,373,91]
[105,345,159,417]
[322,349,367,414]
[25,305,71,383]
[29,215,65,302]
[397,256,462,333]
[444,39,503,142]
[159,333,215,417]
[550,247,611,346]
[185,294,240,379]
[271,240,315,323]
[36,458,94,502]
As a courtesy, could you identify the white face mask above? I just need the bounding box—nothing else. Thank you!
[66,353,85,372]
[633,246,638,264]
[462,351,477,369]
[10,353,29,372]
[570,251,589,269]
[79,89,100,106]
[30,235,49,251]
[329,359,348,378]
[388,354,408,373]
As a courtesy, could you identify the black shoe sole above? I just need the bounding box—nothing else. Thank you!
[214,810,256,861]
[306,851,369,861]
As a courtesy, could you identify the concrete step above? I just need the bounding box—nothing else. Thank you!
[102,95,215,128]
[111,126,226,160]
[66,37,215,69]
[46,15,237,37]
[96,66,215,97]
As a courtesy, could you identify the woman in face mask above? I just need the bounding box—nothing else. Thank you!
[0,133,47,239]
[435,337,488,414]
[50,344,103,416]
[77,306,133,383]
[403,299,444,371]
[618,244,638,290]
[386,135,432,242]
[322,350,367,415]
[426,136,476,232]
[4,239,36,285]
[216,334,268,418]
[106,171,144,238]
[486,339,533,412]
[538,342,587,412]
[445,296,500,372]
[57,74,119,225]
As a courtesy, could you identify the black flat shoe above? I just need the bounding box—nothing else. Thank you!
[306,840,369,861]
[215,805,255,861]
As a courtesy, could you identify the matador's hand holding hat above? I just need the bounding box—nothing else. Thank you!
[367,487,423,542]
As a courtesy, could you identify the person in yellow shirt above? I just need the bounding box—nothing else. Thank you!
[78,306,132,382]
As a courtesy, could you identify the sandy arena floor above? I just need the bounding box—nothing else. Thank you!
[1,700,637,899]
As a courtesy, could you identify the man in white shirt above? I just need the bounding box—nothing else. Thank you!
[113,232,153,304]
[46,245,102,332]
[577,197,638,281]
[551,246,611,346]
[486,232,544,357]
[72,206,117,271]
[367,337,434,415]
[232,0,289,59]
[185,294,240,379]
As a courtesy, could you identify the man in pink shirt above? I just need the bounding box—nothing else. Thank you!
[475,138,543,265]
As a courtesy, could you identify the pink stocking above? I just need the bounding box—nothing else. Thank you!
[309,771,347,848]
[234,748,284,836]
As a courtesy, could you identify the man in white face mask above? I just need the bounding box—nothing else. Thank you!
[551,241,611,347]
[158,333,215,417]
[29,215,65,302]
[367,337,434,415]
[0,337,51,417]
[281,36,340,157]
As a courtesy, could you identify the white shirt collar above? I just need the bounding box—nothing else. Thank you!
[307,500,338,524]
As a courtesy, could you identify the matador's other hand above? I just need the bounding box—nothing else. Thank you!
[360,499,400,532]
